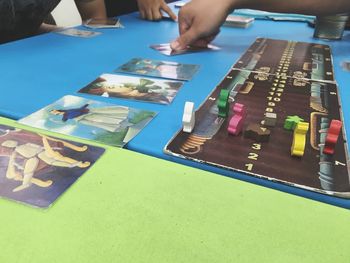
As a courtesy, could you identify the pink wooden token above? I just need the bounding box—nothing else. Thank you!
[228,103,246,135]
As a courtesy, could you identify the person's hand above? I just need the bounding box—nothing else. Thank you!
[137,0,177,21]
[171,0,234,50]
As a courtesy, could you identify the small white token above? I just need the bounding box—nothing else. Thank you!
[182,101,195,133]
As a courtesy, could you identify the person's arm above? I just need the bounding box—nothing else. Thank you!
[74,0,107,20]
[234,0,350,16]
[171,0,350,51]
[137,0,176,21]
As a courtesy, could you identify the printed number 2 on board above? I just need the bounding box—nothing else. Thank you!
[245,143,261,171]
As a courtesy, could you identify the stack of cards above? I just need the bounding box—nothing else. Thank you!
[223,15,254,28]
[55,17,123,38]
[84,18,124,29]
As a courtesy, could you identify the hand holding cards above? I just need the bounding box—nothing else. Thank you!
[150,43,220,56]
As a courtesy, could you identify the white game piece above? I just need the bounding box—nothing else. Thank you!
[182,101,195,133]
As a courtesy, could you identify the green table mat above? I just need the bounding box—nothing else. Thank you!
[0,117,349,263]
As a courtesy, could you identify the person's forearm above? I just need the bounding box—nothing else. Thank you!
[75,0,107,20]
[232,0,350,16]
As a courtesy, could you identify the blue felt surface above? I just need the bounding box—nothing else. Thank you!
[0,6,350,208]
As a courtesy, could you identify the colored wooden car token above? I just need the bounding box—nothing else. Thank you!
[217,89,230,118]
[228,103,246,135]
[291,122,309,157]
[244,123,270,142]
[284,115,304,130]
[323,119,342,155]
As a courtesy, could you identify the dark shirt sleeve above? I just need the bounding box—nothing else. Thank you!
[0,0,61,43]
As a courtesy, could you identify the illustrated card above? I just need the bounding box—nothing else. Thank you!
[78,73,183,104]
[341,61,350,72]
[150,43,220,56]
[232,38,334,82]
[223,15,254,28]
[55,28,101,38]
[84,18,124,29]
[115,58,200,81]
[0,124,104,208]
[18,95,157,147]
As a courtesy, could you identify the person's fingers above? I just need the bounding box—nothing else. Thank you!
[178,9,191,35]
[161,3,177,21]
[170,39,182,50]
[191,39,210,48]
[172,27,219,50]
[192,30,219,47]
[202,30,219,43]
[139,9,146,19]
[152,7,162,21]
[172,7,198,50]
[171,27,199,50]
[145,8,153,20]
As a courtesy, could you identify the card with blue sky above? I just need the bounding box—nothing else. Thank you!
[115,58,200,81]
[18,95,157,147]
[78,73,183,104]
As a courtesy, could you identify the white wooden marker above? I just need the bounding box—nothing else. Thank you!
[182,101,195,133]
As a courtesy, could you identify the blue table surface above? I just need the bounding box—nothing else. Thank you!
[1,4,350,208]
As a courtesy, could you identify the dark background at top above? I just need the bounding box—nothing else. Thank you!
[105,0,177,17]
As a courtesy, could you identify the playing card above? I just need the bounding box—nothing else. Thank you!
[115,58,200,81]
[19,95,157,148]
[78,73,184,105]
[161,11,171,20]
[55,28,101,38]
[341,61,350,72]
[150,43,220,56]
[223,15,254,28]
[84,18,124,29]
[0,123,104,208]
[161,11,175,20]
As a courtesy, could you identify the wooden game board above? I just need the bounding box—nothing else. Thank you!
[165,38,350,197]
